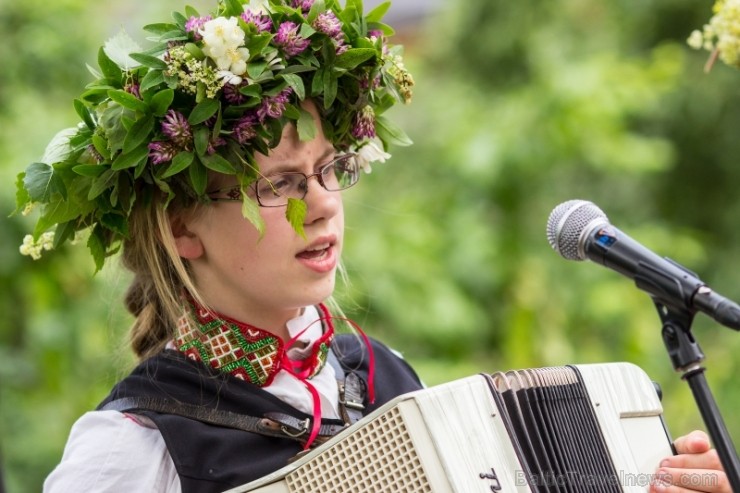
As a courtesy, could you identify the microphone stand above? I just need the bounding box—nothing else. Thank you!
[653,299,740,491]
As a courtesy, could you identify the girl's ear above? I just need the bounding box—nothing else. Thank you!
[170,214,204,260]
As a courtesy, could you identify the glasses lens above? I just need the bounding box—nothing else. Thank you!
[256,173,305,206]
[325,155,359,191]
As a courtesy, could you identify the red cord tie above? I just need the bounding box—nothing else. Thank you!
[282,305,375,449]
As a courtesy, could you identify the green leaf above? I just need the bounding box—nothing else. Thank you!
[323,70,338,108]
[112,143,150,170]
[149,88,174,116]
[72,164,106,177]
[185,42,205,60]
[239,84,263,98]
[223,0,244,17]
[161,151,194,178]
[140,70,165,93]
[200,153,236,174]
[24,162,67,202]
[123,115,155,154]
[88,168,117,200]
[307,0,326,23]
[108,89,149,113]
[246,33,273,58]
[280,73,306,100]
[100,212,128,237]
[99,104,128,155]
[189,157,208,196]
[194,127,210,156]
[247,60,269,80]
[52,221,77,249]
[283,104,301,120]
[312,68,325,97]
[375,115,413,147]
[366,1,391,22]
[14,172,31,213]
[241,192,266,237]
[286,198,307,239]
[367,21,395,36]
[97,46,122,80]
[296,108,317,142]
[129,52,168,70]
[81,87,114,105]
[87,227,107,273]
[188,98,220,125]
[142,22,179,35]
[336,48,376,69]
[74,99,95,130]
[280,65,317,75]
[91,134,111,161]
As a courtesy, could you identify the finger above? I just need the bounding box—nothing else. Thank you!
[651,467,729,493]
[660,449,722,471]
[673,431,711,455]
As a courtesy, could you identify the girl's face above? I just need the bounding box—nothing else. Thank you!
[173,103,344,336]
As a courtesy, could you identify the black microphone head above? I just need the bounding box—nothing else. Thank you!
[546,200,609,260]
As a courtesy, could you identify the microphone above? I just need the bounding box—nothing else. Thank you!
[546,199,740,331]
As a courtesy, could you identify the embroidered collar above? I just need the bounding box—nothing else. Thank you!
[176,297,334,387]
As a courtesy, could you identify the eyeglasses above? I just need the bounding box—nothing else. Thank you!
[207,154,360,207]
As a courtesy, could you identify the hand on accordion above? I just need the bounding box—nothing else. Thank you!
[650,430,730,492]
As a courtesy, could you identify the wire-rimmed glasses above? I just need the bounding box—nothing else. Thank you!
[207,154,360,207]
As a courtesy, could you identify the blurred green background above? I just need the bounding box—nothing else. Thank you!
[2,0,740,491]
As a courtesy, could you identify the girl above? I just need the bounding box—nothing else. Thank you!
[17,1,729,491]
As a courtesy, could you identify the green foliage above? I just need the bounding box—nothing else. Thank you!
[2,1,740,492]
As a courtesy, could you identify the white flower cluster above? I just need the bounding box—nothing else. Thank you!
[200,17,250,83]
[688,0,740,68]
[19,232,55,260]
[166,45,224,98]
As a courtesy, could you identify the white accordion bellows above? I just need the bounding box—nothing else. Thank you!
[226,363,673,493]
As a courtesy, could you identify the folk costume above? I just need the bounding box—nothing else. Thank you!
[44,304,423,492]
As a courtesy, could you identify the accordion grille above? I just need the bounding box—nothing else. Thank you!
[285,405,432,492]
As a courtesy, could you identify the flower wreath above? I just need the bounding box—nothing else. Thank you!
[15,0,414,270]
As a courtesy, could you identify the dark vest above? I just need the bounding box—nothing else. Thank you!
[97,334,423,493]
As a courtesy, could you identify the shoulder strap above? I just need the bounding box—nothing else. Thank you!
[100,396,345,446]
[328,348,366,425]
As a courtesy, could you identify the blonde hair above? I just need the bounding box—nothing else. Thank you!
[121,193,205,360]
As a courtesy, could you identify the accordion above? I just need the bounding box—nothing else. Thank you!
[226,363,674,492]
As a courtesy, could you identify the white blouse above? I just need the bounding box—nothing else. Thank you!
[44,306,340,493]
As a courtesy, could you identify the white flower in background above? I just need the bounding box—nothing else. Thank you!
[687,30,705,50]
[354,139,392,173]
[200,17,249,75]
[244,0,272,15]
[19,232,55,260]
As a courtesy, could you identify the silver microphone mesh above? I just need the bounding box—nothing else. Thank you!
[546,200,609,260]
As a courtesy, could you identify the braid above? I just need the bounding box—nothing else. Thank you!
[121,195,200,360]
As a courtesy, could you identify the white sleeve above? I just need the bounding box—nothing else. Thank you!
[44,410,181,493]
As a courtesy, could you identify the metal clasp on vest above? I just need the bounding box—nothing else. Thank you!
[280,418,310,438]
[338,382,365,411]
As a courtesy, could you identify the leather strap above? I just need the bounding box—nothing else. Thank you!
[327,350,366,425]
[100,397,342,445]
